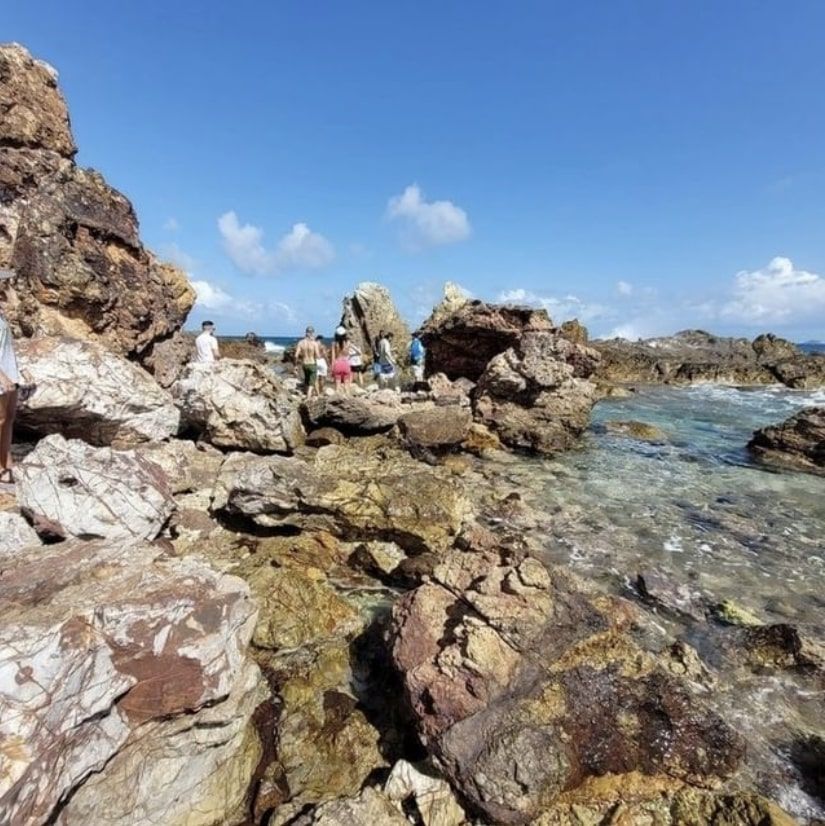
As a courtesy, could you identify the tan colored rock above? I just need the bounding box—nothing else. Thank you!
[0,44,194,358]
[603,419,667,442]
[295,787,410,826]
[16,336,180,446]
[304,391,403,435]
[212,444,470,553]
[398,406,472,451]
[339,282,411,363]
[173,359,304,453]
[15,434,174,541]
[0,538,264,826]
[135,438,224,495]
[384,760,466,826]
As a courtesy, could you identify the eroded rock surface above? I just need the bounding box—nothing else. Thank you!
[418,299,553,381]
[391,547,745,824]
[15,434,174,540]
[339,282,411,361]
[473,331,600,454]
[0,538,264,826]
[16,336,180,445]
[0,44,194,357]
[748,406,825,475]
[0,511,40,556]
[304,391,403,435]
[212,444,470,553]
[398,406,472,452]
[173,359,304,453]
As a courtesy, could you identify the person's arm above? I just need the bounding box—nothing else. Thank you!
[212,336,220,360]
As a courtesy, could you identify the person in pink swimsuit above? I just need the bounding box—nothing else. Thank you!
[331,332,353,393]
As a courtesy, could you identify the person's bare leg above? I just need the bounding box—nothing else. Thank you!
[0,390,15,475]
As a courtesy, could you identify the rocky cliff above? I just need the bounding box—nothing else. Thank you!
[0,43,194,360]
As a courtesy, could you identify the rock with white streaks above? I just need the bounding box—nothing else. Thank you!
[173,359,304,453]
[15,336,180,446]
[0,511,41,556]
[0,538,264,826]
[15,434,174,540]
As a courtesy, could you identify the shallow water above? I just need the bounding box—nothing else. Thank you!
[488,384,825,819]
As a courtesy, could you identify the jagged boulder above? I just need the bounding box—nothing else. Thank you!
[212,444,470,553]
[304,391,403,435]
[15,336,180,446]
[0,538,264,826]
[140,329,195,388]
[748,406,825,475]
[473,331,600,454]
[397,407,472,451]
[339,282,411,362]
[15,434,174,540]
[0,44,194,358]
[418,298,553,381]
[172,359,304,453]
[0,511,41,556]
[391,546,746,824]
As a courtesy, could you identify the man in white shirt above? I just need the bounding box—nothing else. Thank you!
[195,321,220,364]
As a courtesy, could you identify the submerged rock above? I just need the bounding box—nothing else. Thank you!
[748,406,825,475]
[0,538,264,826]
[603,419,667,442]
[391,547,745,824]
[473,331,599,454]
[212,444,470,553]
[15,434,174,541]
[16,336,180,446]
[173,359,304,453]
[0,44,194,358]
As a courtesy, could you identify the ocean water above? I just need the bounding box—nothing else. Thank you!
[486,384,824,819]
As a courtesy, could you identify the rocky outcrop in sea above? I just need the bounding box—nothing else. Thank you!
[748,406,825,475]
[1,44,822,826]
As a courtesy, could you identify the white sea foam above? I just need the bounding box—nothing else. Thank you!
[264,341,285,354]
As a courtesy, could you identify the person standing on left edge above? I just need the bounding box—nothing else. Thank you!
[0,269,21,484]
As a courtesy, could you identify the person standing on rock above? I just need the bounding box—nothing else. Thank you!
[409,334,426,382]
[331,331,354,394]
[195,320,220,363]
[372,331,385,382]
[315,335,329,392]
[0,270,21,484]
[378,331,397,388]
[295,326,321,398]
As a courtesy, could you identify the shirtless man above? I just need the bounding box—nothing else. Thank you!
[294,326,322,398]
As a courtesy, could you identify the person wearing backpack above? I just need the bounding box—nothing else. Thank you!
[409,334,426,382]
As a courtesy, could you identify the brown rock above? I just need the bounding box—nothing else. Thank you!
[306,427,347,447]
[141,330,195,388]
[304,391,403,435]
[398,407,472,451]
[339,282,411,363]
[0,44,194,358]
[748,406,825,475]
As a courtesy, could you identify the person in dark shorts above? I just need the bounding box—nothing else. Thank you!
[294,326,321,398]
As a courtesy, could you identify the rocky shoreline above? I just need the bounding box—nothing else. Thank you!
[1,43,824,826]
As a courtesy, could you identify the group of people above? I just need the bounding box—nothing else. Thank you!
[295,325,426,397]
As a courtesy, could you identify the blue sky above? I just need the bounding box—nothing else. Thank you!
[6,1,825,339]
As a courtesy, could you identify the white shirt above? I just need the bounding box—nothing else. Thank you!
[195,331,219,363]
[0,314,20,385]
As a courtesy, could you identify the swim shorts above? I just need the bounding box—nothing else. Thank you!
[332,357,352,381]
[302,364,317,388]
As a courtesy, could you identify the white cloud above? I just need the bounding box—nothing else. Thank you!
[191,279,234,311]
[497,288,609,324]
[163,217,179,232]
[721,256,825,325]
[616,280,633,296]
[218,211,334,275]
[386,184,471,250]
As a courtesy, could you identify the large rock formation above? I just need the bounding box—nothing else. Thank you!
[173,360,304,453]
[15,336,180,445]
[748,406,825,475]
[0,538,264,826]
[391,546,745,824]
[473,331,600,454]
[303,391,403,435]
[593,330,825,389]
[418,298,553,381]
[339,282,411,361]
[15,434,174,540]
[0,44,194,359]
[212,444,470,554]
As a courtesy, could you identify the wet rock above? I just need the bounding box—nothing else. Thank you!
[462,422,503,454]
[738,624,825,672]
[0,538,264,826]
[711,599,764,627]
[391,547,745,824]
[306,427,347,447]
[15,434,174,541]
[384,759,467,826]
[304,391,403,435]
[603,419,667,443]
[474,331,599,454]
[748,406,825,475]
[418,298,553,381]
[635,569,708,623]
[769,355,825,390]
[349,540,408,581]
[173,359,304,453]
[16,336,180,446]
[0,45,194,358]
[213,445,470,553]
[339,281,411,362]
[398,406,472,451]
[0,511,40,556]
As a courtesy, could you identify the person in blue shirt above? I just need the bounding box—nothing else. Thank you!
[409,334,426,382]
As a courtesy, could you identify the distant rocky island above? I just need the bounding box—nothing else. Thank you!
[1,43,823,826]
